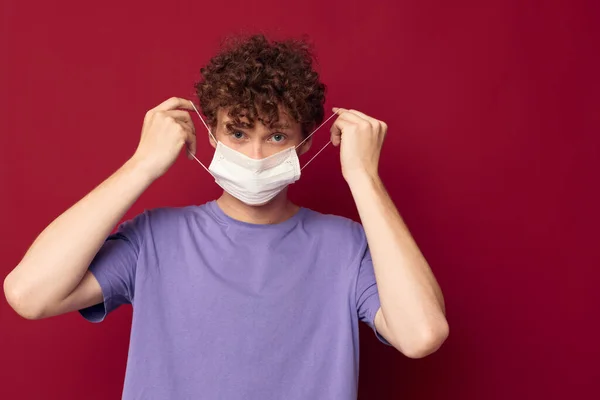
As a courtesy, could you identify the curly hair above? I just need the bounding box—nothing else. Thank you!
[194,34,326,136]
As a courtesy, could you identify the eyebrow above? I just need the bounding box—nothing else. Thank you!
[268,122,292,130]
[224,121,292,131]
[224,122,252,131]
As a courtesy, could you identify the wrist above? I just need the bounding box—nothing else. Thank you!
[344,169,382,190]
[123,157,158,186]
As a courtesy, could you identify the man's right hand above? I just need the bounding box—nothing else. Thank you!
[131,97,197,181]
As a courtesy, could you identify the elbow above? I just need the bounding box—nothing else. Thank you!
[3,272,45,320]
[399,319,449,359]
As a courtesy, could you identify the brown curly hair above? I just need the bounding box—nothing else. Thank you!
[194,34,326,136]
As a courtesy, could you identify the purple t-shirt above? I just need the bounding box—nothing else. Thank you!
[80,200,386,399]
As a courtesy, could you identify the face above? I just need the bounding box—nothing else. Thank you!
[210,108,312,159]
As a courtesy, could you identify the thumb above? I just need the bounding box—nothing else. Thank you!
[186,133,197,160]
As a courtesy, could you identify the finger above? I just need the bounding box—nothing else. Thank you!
[166,111,196,134]
[330,109,375,146]
[157,111,196,144]
[336,108,370,124]
[153,97,195,112]
[330,117,355,147]
[168,115,196,158]
[346,109,376,122]
[348,109,379,133]
[184,127,197,159]
[334,110,372,132]
[165,110,192,120]
[332,107,358,123]
[187,138,197,159]
[333,107,377,125]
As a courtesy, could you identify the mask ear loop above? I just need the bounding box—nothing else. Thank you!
[296,111,340,171]
[189,101,218,175]
[189,100,338,173]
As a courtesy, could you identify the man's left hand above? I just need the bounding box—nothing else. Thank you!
[330,108,387,183]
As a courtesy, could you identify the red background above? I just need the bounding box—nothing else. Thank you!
[1,0,599,399]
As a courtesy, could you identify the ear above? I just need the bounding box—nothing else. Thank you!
[297,136,312,156]
[208,127,218,149]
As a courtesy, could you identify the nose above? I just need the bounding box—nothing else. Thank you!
[247,141,264,160]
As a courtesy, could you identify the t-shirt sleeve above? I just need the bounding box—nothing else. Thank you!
[355,236,392,345]
[79,211,147,323]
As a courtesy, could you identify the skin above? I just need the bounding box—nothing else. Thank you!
[4,96,448,359]
[207,107,312,225]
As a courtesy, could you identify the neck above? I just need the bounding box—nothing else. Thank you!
[216,189,300,224]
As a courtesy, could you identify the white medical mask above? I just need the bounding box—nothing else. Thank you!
[189,101,336,206]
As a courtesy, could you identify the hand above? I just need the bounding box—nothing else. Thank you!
[130,97,197,181]
[330,108,387,183]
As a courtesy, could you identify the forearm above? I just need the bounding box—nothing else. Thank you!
[4,158,153,314]
[348,172,447,354]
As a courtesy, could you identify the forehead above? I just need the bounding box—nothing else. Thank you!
[216,107,298,130]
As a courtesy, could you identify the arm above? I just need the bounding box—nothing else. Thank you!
[331,108,449,358]
[350,174,448,358]
[3,97,197,320]
[4,161,152,319]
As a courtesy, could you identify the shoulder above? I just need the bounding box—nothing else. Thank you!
[119,203,214,236]
[301,208,367,247]
[300,208,369,272]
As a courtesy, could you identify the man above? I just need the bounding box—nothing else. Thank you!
[4,34,448,399]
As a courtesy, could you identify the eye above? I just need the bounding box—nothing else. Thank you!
[270,134,286,143]
[232,131,245,140]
